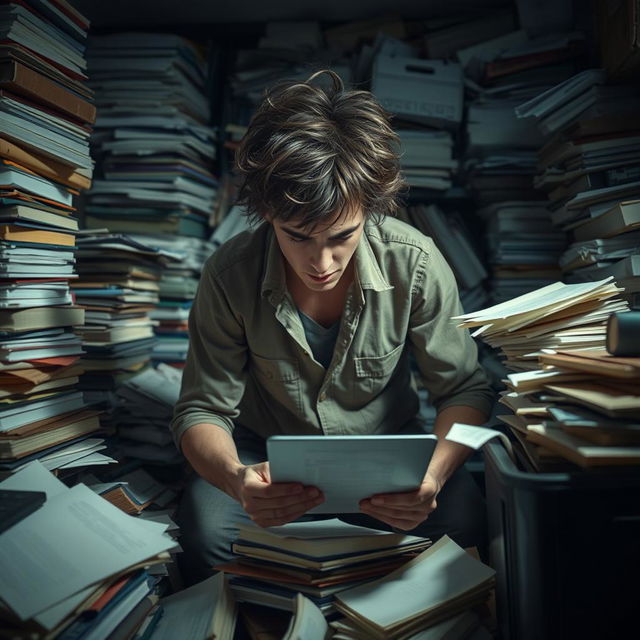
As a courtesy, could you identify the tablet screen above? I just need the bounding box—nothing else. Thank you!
[267,434,437,513]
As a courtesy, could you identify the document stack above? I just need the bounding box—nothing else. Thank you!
[331,536,495,639]
[453,278,640,471]
[479,201,565,303]
[114,363,183,465]
[515,68,640,307]
[83,32,220,367]
[460,26,584,303]
[0,460,178,639]
[71,231,180,417]
[0,0,100,474]
[217,518,432,617]
[84,32,218,239]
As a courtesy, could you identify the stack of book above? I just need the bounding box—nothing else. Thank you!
[460,27,585,304]
[217,518,432,617]
[84,32,220,370]
[479,200,565,303]
[397,129,457,192]
[114,363,184,465]
[453,278,640,470]
[85,466,176,515]
[0,460,177,639]
[515,68,640,307]
[72,231,179,408]
[0,0,101,474]
[134,232,215,366]
[84,32,218,239]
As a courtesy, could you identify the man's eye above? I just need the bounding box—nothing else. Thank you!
[331,235,352,244]
[288,236,306,243]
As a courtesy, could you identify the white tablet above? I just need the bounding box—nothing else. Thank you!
[267,434,438,513]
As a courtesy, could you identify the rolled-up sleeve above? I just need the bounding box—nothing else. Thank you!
[170,258,248,449]
[408,243,494,417]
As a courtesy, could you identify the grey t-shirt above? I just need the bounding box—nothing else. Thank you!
[297,310,340,370]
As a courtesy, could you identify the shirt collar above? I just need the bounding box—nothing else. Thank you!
[260,221,393,301]
[355,224,394,292]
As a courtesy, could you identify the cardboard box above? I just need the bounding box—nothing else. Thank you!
[371,55,463,129]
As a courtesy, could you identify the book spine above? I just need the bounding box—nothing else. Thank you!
[0,60,96,124]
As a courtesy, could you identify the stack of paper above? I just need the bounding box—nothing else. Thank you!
[454,279,640,469]
[459,30,585,304]
[479,201,565,302]
[396,129,457,191]
[84,32,218,238]
[0,0,99,473]
[514,69,640,306]
[332,536,495,639]
[453,277,628,371]
[0,461,177,638]
[217,518,431,616]
[114,363,183,464]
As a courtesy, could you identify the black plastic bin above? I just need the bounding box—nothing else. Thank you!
[483,441,640,640]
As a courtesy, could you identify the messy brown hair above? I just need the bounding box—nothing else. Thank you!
[235,69,406,227]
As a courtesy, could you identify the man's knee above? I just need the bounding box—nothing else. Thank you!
[176,475,246,585]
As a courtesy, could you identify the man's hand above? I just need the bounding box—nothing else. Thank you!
[358,472,442,531]
[235,461,325,527]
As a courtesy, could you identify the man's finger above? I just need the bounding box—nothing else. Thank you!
[251,496,324,527]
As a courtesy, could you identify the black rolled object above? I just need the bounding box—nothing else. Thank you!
[606,311,640,356]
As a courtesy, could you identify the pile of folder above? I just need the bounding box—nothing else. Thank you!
[515,68,640,306]
[454,279,640,470]
[217,518,432,617]
[0,0,104,474]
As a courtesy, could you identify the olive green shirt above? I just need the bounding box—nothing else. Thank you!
[171,217,493,447]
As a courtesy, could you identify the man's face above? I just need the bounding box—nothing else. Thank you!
[271,207,365,293]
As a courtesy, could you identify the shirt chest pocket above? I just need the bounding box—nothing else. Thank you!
[353,343,405,397]
[251,353,303,414]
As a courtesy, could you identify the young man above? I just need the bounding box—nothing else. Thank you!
[171,70,494,585]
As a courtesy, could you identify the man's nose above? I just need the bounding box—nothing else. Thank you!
[310,246,333,273]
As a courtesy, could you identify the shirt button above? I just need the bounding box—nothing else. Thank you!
[319,392,326,402]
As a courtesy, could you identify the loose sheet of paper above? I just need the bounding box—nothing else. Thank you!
[445,423,515,461]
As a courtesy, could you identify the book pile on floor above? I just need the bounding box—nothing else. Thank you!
[0,460,178,639]
[219,519,495,638]
[218,519,432,616]
[0,0,105,475]
[454,278,640,471]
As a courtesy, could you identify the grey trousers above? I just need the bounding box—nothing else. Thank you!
[176,426,488,586]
